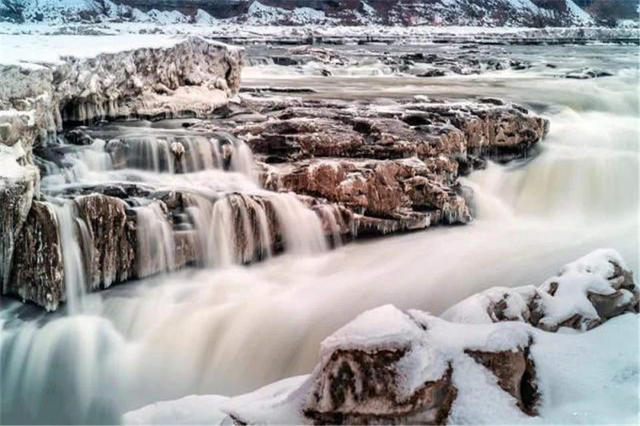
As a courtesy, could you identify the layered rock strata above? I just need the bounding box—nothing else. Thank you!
[207,95,548,234]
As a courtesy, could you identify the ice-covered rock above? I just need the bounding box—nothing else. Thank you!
[6,200,64,311]
[0,141,40,291]
[443,248,639,332]
[564,67,614,79]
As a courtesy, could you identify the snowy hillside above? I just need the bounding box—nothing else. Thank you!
[0,0,596,26]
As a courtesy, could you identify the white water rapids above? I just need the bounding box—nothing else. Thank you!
[1,44,638,424]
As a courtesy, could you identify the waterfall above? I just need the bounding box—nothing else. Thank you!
[119,134,256,176]
[317,204,344,247]
[268,192,328,254]
[127,136,175,173]
[0,316,127,425]
[134,202,176,278]
[52,201,87,314]
[467,108,639,224]
[229,138,258,183]
[208,197,236,267]
[2,45,639,425]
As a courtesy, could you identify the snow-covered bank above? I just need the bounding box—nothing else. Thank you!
[124,249,639,424]
[1,22,638,45]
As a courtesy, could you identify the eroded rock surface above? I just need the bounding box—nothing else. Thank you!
[7,201,64,311]
[208,95,547,234]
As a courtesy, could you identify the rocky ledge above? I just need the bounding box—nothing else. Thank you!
[205,94,548,234]
[0,37,244,309]
[1,37,549,311]
[125,249,638,425]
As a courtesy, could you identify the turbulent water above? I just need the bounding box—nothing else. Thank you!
[1,44,638,424]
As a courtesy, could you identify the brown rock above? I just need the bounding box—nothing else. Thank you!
[74,194,136,289]
[8,201,64,311]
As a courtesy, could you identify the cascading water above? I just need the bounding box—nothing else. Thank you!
[1,44,638,425]
[52,201,87,314]
[134,201,177,278]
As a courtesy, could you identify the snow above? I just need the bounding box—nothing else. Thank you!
[194,9,219,25]
[0,34,192,67]
[124,312,639,424]
[566,0,595,25]
[319,304,424,360]
[536,248,629,329]
[441,285,538,324]
[222,375,310,425]
[532,313,639,424]
[122,395,229,425]
[442,248,637,331]
[241,1,335,26]
[0,140,29,181]
[448,350,531,424]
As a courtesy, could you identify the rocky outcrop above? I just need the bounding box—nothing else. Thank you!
[7,201,64,311]
[264,157,470,230]
[220,249,636,425]
[210,95,548,235]
[0,37,244,309]
[231,97,548,163]
[74,194,137,289]
[0,126,41,292]
[57,39,242,123]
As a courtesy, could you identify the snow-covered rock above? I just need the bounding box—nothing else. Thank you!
[442,248,639,331]
[223,305,535,424]
[122,249,638,425]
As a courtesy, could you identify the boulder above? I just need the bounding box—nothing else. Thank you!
[442,249,639,332]
[224,305,537,425]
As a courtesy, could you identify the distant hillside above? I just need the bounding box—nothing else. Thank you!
[1,0,628,26]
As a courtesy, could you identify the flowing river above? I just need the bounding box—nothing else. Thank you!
[1,43,638,424]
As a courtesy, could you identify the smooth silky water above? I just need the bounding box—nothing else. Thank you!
[1,44,638,424]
